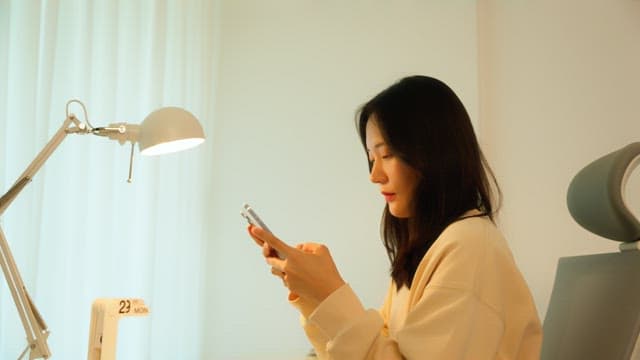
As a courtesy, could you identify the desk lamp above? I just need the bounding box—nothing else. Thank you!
[0,100,205,359]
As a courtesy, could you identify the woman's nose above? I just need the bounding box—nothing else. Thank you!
[369,160,387,184]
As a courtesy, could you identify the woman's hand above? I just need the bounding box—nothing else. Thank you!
[247,225,346,305]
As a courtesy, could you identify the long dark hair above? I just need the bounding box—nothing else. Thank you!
[356,75,501,289]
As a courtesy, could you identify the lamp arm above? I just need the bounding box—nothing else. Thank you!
[0,114,88,359]
[0,227,50,359]
[0,114,85,215]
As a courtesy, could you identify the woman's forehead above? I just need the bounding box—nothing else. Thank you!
[365,119,385,147]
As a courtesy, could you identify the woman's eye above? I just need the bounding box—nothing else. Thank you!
[382,154,393,159]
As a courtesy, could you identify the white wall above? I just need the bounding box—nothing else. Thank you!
[478,0,640,320]
[203,1,479,358]
[203,1,640,357]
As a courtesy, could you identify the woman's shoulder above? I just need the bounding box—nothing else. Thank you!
[411,211,517,293]
[440,211,497,240]
[432,211,510,258]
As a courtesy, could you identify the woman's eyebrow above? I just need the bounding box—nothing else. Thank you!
[366,142,387,152]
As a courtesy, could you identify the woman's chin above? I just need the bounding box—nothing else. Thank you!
[388,205,410,218]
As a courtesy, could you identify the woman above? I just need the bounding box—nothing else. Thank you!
[248,75,542,359]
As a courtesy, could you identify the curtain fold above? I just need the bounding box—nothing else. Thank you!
[0,1,218,358]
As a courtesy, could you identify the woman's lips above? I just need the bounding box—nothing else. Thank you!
[382,192,396,202]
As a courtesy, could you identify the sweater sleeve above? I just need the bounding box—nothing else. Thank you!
[307,284,404,359]
[289,293,331,359]
[396,285,503,359]
[291,282,398,359]
[302,283,503,359]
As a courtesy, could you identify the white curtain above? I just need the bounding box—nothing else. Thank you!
[0,0,218,358]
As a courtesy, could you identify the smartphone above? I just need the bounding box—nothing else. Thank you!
[241,203,284,259]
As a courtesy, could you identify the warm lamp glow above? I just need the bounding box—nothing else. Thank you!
[138,107,205,156]
[141,138,205,156]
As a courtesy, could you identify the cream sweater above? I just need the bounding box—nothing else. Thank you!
[291,214,542,359]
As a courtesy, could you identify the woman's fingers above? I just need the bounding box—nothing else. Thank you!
[270,267,288,288]
[271,267,285,278]
[250,226,294,258]
[249,225,283,258]
[247,225,265,247]
[266,256,286,273]
[298,242,324,254]
[249,227,345,303]
[271,242,345,304]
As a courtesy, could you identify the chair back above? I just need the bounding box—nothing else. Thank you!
[542,142,640,359]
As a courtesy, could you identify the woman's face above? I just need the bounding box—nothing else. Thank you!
[365,117,420,218]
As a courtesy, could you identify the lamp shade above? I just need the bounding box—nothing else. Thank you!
[138,107,205,156]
